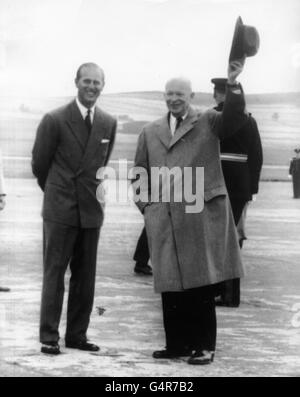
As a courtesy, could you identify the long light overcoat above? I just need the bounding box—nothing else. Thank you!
[134,88,246,293]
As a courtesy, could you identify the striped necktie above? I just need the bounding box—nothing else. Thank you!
[175,116,183,132]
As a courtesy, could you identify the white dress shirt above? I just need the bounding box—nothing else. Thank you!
[75,97,96,123]
[169,112,188,135]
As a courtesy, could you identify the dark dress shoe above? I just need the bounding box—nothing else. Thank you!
[65,340,100,352]
[41,342,60,355]
[0,287,10,292]
[226,303,240,308]
[153,348,191,359]
[134,262,153,276]
[187,350,214,365]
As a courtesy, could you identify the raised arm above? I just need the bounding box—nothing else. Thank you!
[211,59,249,140]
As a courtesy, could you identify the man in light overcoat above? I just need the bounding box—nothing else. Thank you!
[133,60,247,365]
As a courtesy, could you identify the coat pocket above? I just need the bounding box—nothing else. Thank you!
[204,185,227,202]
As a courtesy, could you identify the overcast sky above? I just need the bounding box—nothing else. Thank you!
[0,0,299,96]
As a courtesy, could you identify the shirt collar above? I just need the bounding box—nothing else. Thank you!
[170,111,188,123]
[75,97,96,121]
[169,111,188,135]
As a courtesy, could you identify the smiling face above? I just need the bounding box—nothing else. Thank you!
[164,78,194,117]
[75,64,105,108]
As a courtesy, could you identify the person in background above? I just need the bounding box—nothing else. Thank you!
[32,63,117,355]
[211,77,263,307]
[133,227,152,275]
[0,149,10,292]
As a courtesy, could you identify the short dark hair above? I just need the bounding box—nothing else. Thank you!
[75,63,105,83]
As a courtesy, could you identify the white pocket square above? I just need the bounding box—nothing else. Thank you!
[101,139,110,143]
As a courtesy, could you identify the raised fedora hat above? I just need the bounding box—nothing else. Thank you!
[229,16,260,61]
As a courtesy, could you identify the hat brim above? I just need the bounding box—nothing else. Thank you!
[229,16,260,61]
[229,16,244,62]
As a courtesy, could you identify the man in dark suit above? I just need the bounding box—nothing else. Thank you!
[211,77,263,307]
[133,227,152,275]
[32,63,117,355]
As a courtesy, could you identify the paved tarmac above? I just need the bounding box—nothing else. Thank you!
[0,179,300,377]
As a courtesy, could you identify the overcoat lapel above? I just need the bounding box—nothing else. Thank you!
[168,108,199,149]
[154,115,172,149]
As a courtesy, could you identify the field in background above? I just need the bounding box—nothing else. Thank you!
[0,92,299,179]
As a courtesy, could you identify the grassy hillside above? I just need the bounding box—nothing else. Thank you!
[0,92,299,179]
[103,91,300,106]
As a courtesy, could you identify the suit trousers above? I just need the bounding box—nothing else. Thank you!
[161,285,218,352]
[133,226,150,264]
[220,197,247,306]
[40,221,100,344]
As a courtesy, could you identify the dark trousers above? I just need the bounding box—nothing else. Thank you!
[40,221,100,344]
[220,198,247,306]
[133,226,150,264]
[161,285,218,352]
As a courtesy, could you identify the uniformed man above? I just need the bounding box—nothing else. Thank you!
[211,77,263,307]
[133,226,152,275]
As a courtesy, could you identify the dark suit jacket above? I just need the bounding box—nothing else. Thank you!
[216,102,263,201]
[32,100,117,228]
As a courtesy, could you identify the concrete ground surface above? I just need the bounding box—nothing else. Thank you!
[0,179,300,377]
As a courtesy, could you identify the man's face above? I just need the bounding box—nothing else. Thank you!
[213,88,226,105]
[75,65,104,108]
[164,79,194,117]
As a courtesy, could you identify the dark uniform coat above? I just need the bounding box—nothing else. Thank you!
[216,102,263,201]
[134,88,247,293]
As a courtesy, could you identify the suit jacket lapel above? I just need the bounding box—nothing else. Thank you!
[66,100,87,150]
[168,107,199,149]
[80,106,106,167]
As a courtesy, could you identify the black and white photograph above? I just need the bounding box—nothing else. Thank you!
[0,0,299,379]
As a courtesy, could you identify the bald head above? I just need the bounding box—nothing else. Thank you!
[165,77,193,93]
[164,77,194,117]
